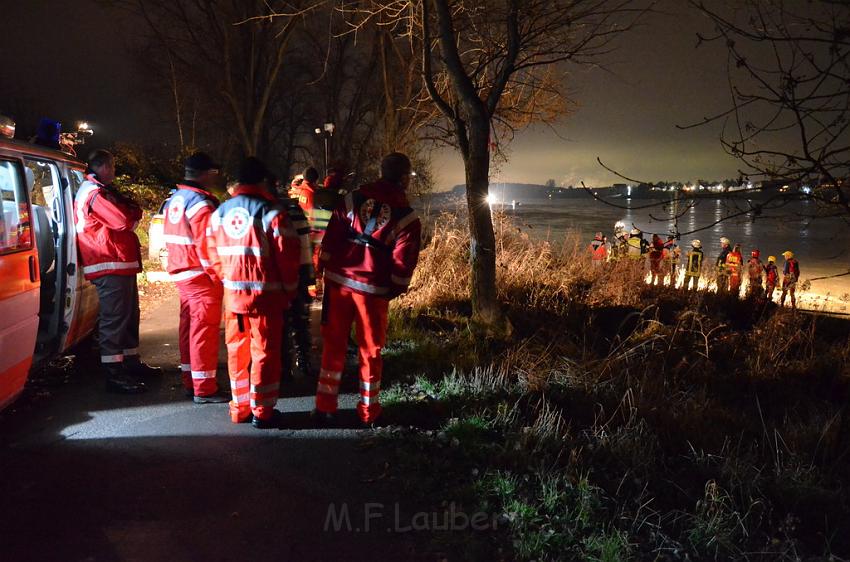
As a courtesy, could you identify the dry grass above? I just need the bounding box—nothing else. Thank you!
[382,211,850,560]
[398,211,646,313]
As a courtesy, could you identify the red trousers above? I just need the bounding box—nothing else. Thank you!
[177,275,223,397]
[225,311,283,423]
[316,282,388,423]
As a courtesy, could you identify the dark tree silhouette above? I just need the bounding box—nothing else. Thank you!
[685,0,849,218]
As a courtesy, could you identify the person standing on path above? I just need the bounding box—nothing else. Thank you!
[313,152,421,428]
[270,173,316,381]
[163,152,228,403]
[74,149,160,394]
[292,167,333,297]
[208,158,300,428]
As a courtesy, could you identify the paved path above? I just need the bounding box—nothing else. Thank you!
[0,294,428,561]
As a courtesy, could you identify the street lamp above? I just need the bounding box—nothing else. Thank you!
[315,122,335,177]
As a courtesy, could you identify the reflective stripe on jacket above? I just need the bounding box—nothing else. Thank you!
[627,237,642,259]
[685,249,703,276]
[589,240,607,261]
[320,180,421,297]
[208,184,299,313]
[282,197,314,269]
[74,174,142,280]
[163,182,219,281]
[725,252,743,274]
[295,181,332,242]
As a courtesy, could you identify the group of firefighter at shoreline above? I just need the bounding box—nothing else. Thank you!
[588,221,802,307]
[74,149,420,429]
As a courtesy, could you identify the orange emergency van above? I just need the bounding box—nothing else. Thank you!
[0,138,98,409]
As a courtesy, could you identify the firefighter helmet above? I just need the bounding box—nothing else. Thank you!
[751,249,760,258]
[782,250,794,259]
[691,239,702,249]
[768,255,776,263]
[720,237,730,246]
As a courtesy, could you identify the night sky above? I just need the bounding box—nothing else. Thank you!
[1,0,780,189]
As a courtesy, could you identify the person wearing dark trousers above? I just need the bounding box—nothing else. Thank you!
[74,149,161,393]
[271,173,316,382]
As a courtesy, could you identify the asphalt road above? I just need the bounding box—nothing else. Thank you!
[0,294,431,562]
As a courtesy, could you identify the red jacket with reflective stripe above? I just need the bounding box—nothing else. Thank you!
[74,174,143,280]
[208,184,299,314]
[320,180,421,298]
[163,182,219,281]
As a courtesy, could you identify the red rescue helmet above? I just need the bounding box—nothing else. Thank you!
[751,249,760,258]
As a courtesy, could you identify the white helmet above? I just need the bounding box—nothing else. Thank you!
[614,221,626,232]
[720,237,730,246]
[630,228,641,236]
[691,239,701,248]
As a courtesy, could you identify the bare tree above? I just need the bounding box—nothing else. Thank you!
[686,0,850,217]
[343,0,648,332]
[127,0,318,162]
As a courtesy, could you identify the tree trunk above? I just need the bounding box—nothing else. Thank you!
[463,115,510,336]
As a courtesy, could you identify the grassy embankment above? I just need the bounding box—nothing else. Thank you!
[373,212,850,561]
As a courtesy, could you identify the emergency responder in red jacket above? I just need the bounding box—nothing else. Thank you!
[294,167,332,247]
[74,149,160,393]
[780,251,800,309]
[588,232,606,267]
[313,152,422,427]
[726,244,744,295]
[764,256,779,301]
[208,158,300,428]
[746,249,764,298]
[648,233,665,285]
[323,162,350,194]
[164,153,228,403]
[294,167,333,296]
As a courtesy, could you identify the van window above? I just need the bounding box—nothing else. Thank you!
[0,160,31,254]
[25,159,61,223]
[68,169,84,195]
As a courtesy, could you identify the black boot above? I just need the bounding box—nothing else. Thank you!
[125,357,163,377]
[105,364,147,394]
[252,409,283,429]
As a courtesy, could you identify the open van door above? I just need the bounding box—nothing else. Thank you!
[60,166,98,351]
[0,158,39,409]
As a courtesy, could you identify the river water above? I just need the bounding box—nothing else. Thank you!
[428,193,850,308]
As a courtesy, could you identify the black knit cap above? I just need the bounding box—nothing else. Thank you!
[184,152,220,173]
[238,157,267,184]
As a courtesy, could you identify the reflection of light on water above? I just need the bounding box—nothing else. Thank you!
[712,200,724,234]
